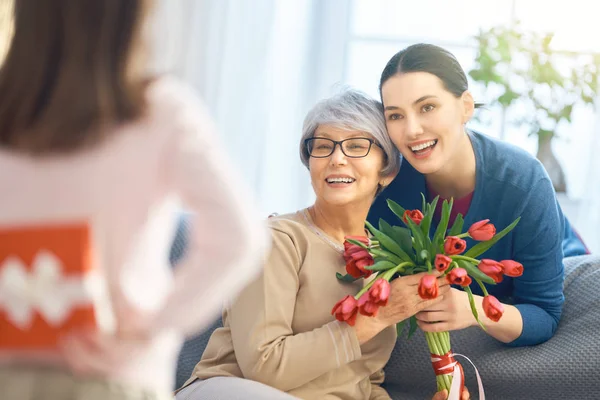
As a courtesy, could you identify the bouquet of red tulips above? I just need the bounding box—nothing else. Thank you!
[331,195,521,395]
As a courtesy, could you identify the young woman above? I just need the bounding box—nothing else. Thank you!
[370,43,588,347]
[0,1,267,399]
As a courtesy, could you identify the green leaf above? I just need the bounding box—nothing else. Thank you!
[421,193,427,215]
[455,259,495,285]
[421,195,439,238]
[386,199,407,224]
[464,217,521,258]
[448,213,464,236]
[364,260,397,271]
[365,220,413,262]
[379,220,413,256]
[395,320,407,337]
[369,247,403,265]
[378,218,392,235]
[345,238,403,265]
[336,272,360,282]
[420,249,430,263]
[407,315,418,339]
[432,198,454,250]
[392,226,415,258]
[464,286,486,331]
[403,214,426,255]
[345,238,368,249]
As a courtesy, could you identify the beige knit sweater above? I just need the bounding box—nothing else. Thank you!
[183,210,397,399]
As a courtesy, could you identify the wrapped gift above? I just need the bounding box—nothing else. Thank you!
[0,223,113,350]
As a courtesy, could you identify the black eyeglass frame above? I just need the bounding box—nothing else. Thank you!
[304,137,383,158]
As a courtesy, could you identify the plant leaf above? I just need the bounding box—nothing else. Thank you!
[364,260,397,271]
[386,199,407,224]
[455,259,496,285]
[369,247,403,265]
[433,198,454,250]
[407,315,418,339]
[448,213,464,236]
[421,195,439,237]
[392,226,414,254]
[379,219,414,259]
[345,238,368,249]
[365,220,413,262]
[464,285,487,331]
[396,320,407,337]
[336,272,360,282]
[402,211,427,254]
[386,198,427,254]
[464,217,521,258]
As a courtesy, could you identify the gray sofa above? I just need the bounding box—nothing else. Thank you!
[171,217,600,399]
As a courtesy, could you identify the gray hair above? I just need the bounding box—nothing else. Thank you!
[299,88,401,178]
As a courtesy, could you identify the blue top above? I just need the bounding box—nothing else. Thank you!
[368,131,587,346]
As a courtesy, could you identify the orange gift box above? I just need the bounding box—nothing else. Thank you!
[0,223,107,350]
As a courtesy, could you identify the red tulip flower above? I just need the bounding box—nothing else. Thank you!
[331,295,359,326]
[478,259,504,283]
[343,236,374,279]
[358,279,391,317]
[434,254,452,272]
[444,236,467,255]
[418,274,439,300]
[482,295,504,322]
[446,268,472,287]
[468,219,496,241]
[403,209,424,225]
[500,260,524,277]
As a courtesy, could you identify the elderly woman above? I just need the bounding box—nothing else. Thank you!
[175,89,455,400]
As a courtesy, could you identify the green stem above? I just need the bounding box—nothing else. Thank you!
[455,232,470,239]
[425,332,451,391]
[433,332,452,389]
[384,262,415,279]
[355,277,377,299]
[475,278,489,296]
[450,254,481,264]
[355,264,405,299]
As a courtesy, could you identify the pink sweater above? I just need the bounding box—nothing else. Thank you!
[0,77,268,392]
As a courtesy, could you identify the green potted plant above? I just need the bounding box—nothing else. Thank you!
[468,22,600,192]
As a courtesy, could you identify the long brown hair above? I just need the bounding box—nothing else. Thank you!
[0,0,152,154]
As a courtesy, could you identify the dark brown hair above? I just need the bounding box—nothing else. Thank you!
[0,0,152,154]
[380,43,484,108]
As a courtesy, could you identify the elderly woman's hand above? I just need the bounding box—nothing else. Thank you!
[354,272,449,344]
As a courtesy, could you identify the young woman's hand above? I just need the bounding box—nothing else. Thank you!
[415,287,477,332]
[432,388,470,400]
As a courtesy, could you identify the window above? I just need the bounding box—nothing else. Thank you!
[343,0,600,202]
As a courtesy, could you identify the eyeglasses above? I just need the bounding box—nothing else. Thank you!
[304,137,382,158]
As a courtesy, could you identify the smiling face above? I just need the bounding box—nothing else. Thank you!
[308,125,390,209]
[381,72,474,176]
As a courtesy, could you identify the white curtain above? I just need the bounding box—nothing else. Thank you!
[150,0,352,216]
